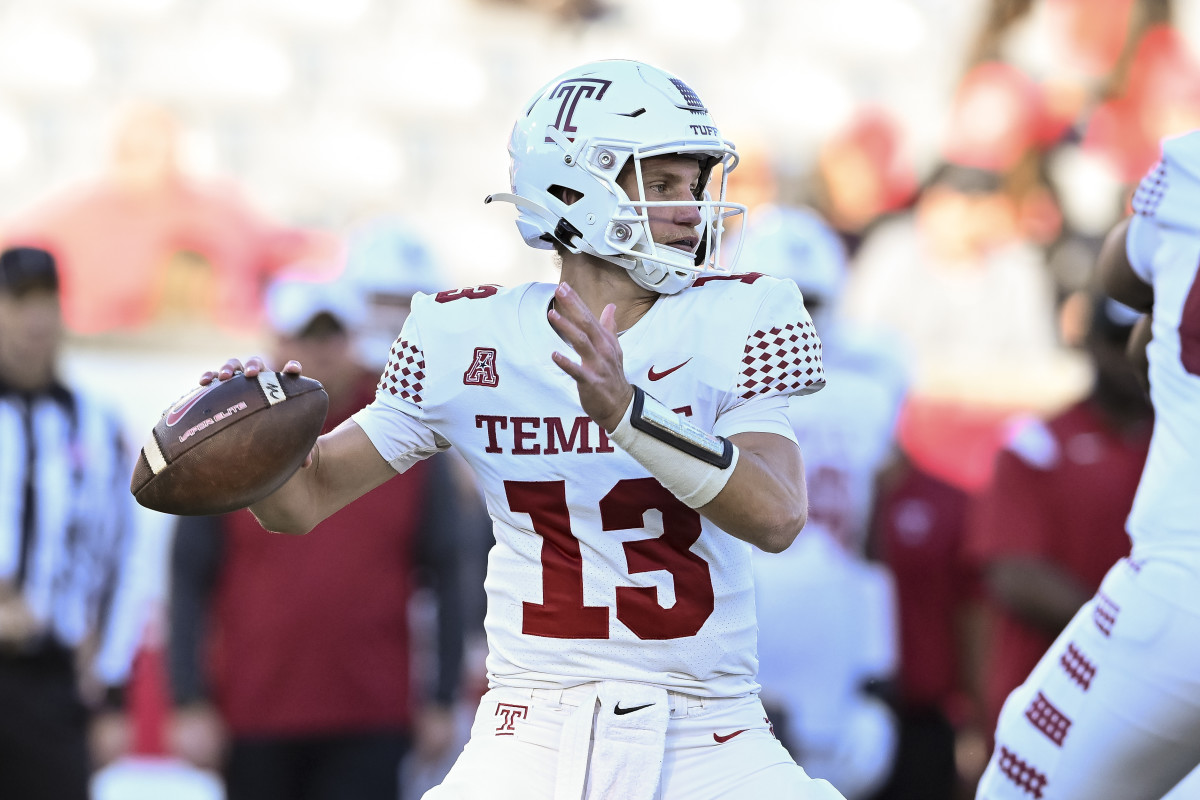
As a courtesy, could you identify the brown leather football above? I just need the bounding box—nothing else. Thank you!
[130,371,328,516]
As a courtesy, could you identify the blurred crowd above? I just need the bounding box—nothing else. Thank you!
[1,0,1198,798]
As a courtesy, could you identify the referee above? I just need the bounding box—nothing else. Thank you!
[0,246,144,799]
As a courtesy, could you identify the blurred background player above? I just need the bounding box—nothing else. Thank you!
[337,215,493,795]
[340,217,449,372]
[841,161,1072,495]
[975,129,1200,799]
[966,291,1152,741]
[0,102,329,337]
[870,456,981,800]
[739,204,907,799]
[0,246,148,799]
[804,108,918,260]
[167,273,479,800]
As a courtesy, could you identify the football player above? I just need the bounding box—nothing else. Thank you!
[738,204,906,799]
[205,60,844,800]
[339,216,448,372]
[974,131,1200,799]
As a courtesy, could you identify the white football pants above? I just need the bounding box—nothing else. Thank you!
[422,681,846,800]
[976,557,1200,800]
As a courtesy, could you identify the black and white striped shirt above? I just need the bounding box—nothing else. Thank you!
[0,377,142,686]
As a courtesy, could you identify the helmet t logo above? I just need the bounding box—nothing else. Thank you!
[546,78,612,143]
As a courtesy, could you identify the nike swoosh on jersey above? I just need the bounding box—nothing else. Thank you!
[647,358,692,381]
[712,729,748,743]
[613,702,655,715]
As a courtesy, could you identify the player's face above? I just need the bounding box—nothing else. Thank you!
[0,289,62,391]
[618,154,705,253]
[275,319,359,401]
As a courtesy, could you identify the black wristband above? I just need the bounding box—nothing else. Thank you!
[627,385,734,468]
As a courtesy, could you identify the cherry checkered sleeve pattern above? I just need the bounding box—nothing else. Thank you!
[736,316,824,400]
[1131,159,1167,218]
[378,336,426,406]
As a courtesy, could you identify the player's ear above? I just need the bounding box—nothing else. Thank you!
[549,185,583,205]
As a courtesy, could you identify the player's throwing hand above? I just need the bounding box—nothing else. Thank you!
[547,282,634,433]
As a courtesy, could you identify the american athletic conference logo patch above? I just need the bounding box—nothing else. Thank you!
[464,347,499,387]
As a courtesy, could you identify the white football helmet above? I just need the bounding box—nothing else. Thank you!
[487,59,746,294]
[737,204,848,305]
[737,204,848,335]
[341,216,448,370]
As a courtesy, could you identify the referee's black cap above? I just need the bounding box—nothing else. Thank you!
[0,246,59,296]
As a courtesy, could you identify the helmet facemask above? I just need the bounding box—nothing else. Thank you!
[598,144,745,293]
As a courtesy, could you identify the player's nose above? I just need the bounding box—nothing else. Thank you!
[672,199,703,226]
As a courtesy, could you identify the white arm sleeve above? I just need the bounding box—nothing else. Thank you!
[352,402,450,474]
[713,392,797,442]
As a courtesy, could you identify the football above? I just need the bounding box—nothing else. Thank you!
[130,371,329,516]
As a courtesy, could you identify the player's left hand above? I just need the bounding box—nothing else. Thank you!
[548,282,634,432]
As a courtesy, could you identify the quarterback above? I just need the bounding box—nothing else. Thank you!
[975,132,1200,798]
[204,61,844,799]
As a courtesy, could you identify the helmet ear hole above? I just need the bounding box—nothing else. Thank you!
[549,184,583,205]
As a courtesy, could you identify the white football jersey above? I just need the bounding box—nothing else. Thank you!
[783,321,907,554]
[1125,131,1200,558]
[353,274,824,697]
[753,530,898,796]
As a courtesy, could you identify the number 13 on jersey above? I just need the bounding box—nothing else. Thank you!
[506,477,715,641]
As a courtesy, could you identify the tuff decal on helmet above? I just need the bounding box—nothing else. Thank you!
[486,59,747,294]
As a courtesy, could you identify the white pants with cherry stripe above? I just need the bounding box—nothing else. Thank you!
[976,557,1200,800]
